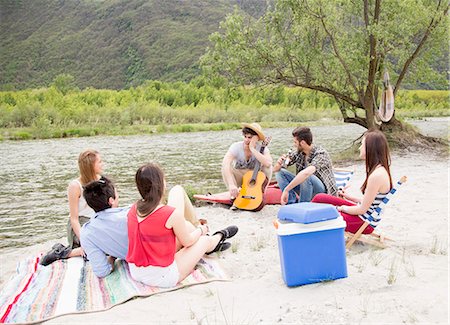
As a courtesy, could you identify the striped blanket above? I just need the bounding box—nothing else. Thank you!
[0,256,228,324]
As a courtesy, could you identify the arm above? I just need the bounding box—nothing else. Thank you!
[222,151,239,198]
[338,172,383,215]
[249,136,273,168]
[68,181,82,239]
[169,209,207,248]
[280,166,316,205]
[284,165,316,192]
[80,230,112,278]
[273,154,286,173]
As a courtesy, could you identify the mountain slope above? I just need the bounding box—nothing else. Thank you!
[0,0,267,89]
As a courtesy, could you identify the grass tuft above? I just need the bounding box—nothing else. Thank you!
[231,239,239,253]
[387,258,398,285]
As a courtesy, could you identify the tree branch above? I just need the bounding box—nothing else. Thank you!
[363,0,369,27]
[318,8,362,102]
[394,1,449,95]
[343,116,368,129]
[274,14,299,82]
[364,0,381,107]
[288,78,363,108]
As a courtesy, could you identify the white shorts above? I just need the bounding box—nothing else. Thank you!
[129,261,179,288]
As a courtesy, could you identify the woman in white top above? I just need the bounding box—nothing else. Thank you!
[40,149,104,265]
[67,149,104,250]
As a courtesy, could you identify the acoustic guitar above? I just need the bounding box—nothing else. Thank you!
[233,136,272,211]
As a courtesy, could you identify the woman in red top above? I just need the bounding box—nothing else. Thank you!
[127,163,238,288]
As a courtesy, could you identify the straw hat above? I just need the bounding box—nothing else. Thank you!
[241,123,265,140]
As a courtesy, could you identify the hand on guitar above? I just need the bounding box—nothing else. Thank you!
[229,185,239,200]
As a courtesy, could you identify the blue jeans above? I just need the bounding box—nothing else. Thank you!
[275,169,326,204]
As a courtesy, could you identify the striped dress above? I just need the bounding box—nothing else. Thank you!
[359,192,389,227]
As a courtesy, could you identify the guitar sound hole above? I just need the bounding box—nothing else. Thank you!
[249,180,256,186]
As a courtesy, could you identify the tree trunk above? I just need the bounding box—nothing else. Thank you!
[380,116,404,132]
[380,116,446,150]
[363,97,377,130]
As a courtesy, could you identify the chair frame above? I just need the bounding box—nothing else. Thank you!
[345,176,407,249]
[345,222,393,249]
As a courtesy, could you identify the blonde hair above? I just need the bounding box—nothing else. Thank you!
[78,149,99,185]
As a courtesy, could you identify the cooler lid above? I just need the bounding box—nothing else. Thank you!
[277,202,339,224]
[276,216,346,236]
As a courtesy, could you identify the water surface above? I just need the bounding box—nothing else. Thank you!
[0,118,447,251]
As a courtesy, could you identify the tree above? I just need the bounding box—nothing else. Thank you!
[202,0,449,140]
[51,74,77,95]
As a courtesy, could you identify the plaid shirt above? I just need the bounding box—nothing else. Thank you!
[287,144,337,196]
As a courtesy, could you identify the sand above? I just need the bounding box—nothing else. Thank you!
[0,152,448,324]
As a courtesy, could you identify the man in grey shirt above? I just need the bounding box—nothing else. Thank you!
[222,123,273,199]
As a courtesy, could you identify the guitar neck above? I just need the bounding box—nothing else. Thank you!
[251,143,267,179]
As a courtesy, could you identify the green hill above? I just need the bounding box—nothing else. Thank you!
[0,0,267,90]
[1,0,446,91]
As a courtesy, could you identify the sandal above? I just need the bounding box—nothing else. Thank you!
[206,225,238,255]
[206,241,231,255]
[213,225,238,241]
[40,243,72,266]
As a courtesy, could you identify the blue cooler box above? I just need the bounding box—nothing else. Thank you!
[276,203,348,287]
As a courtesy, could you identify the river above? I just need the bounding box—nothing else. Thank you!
[0,118,447,251]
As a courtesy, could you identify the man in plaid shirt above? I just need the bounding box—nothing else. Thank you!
[274,127,337,205]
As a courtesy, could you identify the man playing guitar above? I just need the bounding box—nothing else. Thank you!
[222,123,273,201]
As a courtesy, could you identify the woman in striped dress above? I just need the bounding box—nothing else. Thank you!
[312,129,392,234]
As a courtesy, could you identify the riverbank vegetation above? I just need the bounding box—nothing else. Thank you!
[0,79,448,141]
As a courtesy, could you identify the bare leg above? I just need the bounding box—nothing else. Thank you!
[231,167,247,189]
[261,165,273,183]
[167,185,199,226]
[261,165,273,191]
[175,234,222,282]
[175,221,196,251]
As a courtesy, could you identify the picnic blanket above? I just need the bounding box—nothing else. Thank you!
[0,256,228,324]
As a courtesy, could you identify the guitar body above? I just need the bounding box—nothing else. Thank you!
[233,170,268,211]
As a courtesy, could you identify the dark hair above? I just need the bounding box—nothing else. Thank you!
[361,129,393,193]
[83,176,116,212]
[292,127,313,145]
[242,127,257,136]
[135,163,165,217]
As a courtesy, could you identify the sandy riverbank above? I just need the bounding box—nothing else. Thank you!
[0,152,448,324]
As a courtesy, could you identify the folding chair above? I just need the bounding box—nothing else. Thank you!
[345,176,407,249]
[333,168,354,189]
